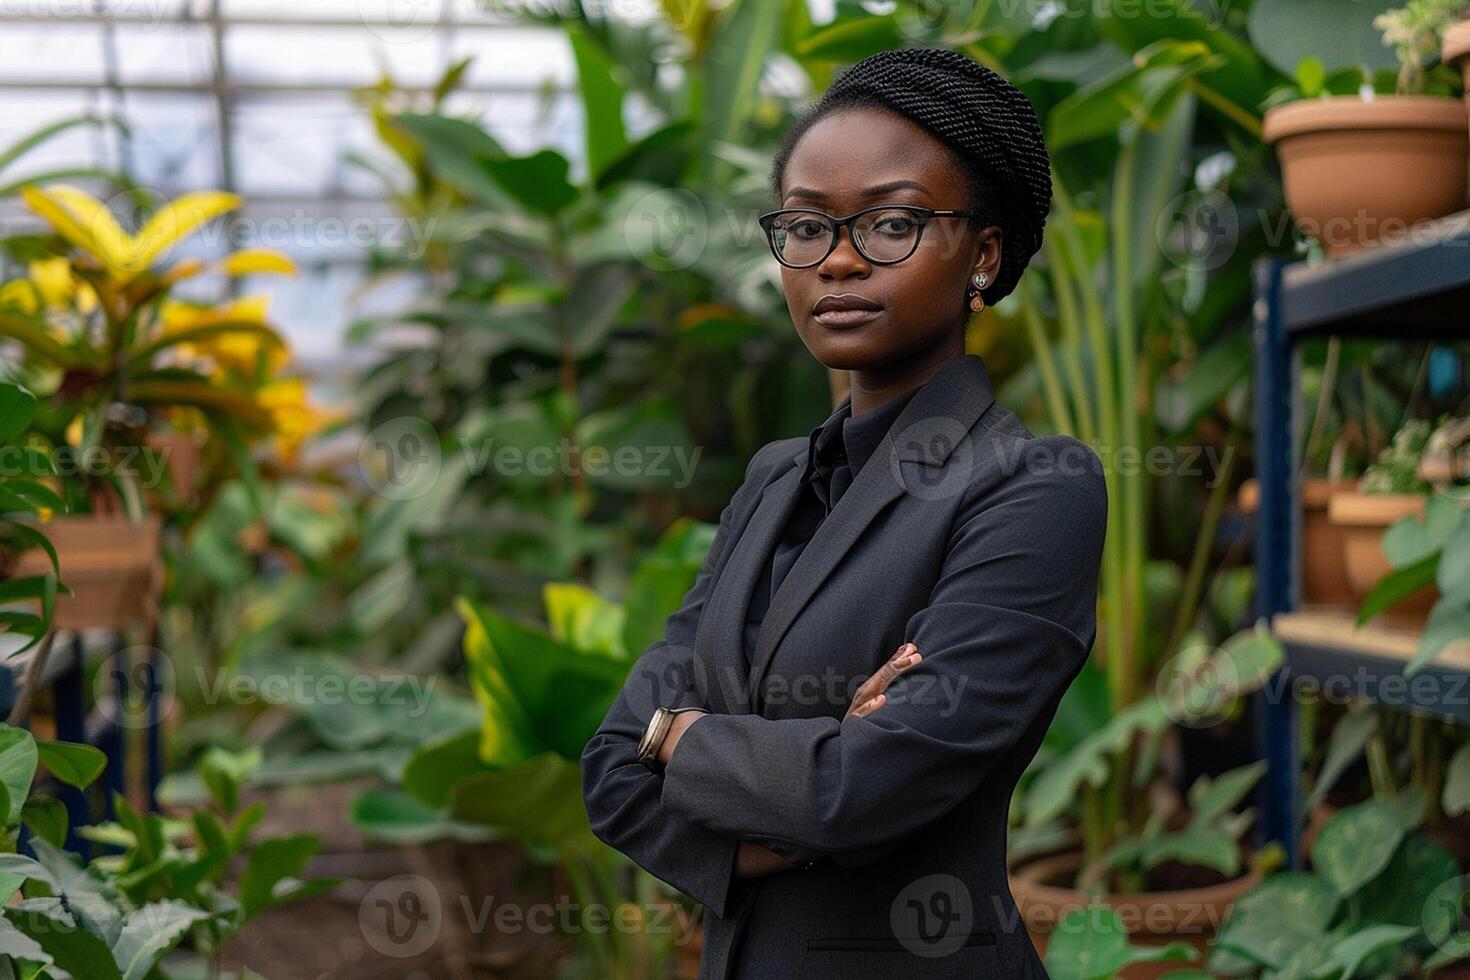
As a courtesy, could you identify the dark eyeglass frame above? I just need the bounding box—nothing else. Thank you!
[756,204,980,269]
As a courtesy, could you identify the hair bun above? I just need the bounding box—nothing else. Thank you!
[818,47,1052,304]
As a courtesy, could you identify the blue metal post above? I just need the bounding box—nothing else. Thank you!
[1253,256,1301,868]
[54,635,90,859]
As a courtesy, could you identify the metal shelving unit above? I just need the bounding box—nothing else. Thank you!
[1251,208,1470,868]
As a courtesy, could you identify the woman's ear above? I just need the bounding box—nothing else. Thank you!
[971,224,1003,287]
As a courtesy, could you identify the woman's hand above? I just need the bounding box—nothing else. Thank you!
[655,709,707,765]
[735,841,796,878]
[844,643,922,721]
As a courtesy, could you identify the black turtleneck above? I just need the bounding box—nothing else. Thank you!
[740,386,920,667]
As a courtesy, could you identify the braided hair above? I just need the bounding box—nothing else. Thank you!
[768,47,1052,306]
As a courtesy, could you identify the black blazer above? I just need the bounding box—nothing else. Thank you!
[582,354,1107,979]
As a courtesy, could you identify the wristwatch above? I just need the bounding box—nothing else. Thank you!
[637,706,706,769]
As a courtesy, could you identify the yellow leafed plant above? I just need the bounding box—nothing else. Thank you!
[0,182,334,516]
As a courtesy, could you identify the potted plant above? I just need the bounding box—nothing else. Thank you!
[1328,417,1455,626]
[0,183,329,629]
[1263,0,1469,254]
[1007,624,1285,976]
[1238,429,1363,607]
[1203,798,1470,977]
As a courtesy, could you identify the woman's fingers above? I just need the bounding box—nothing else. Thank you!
[848,693,885,719]
[845,643,922,718]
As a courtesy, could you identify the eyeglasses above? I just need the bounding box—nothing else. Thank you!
[756,204,979,269]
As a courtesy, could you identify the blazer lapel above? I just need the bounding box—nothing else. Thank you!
[694,460,806,714]
[745,354,999,710]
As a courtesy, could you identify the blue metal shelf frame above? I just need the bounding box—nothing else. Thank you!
[1251,212,1470,869]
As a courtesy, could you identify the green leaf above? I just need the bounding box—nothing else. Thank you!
[27,837,123,938]
[1140,825,1241,877]
[448,753,593,851]
[238,833,320,921]
[349,789,493,845]
[1358,551,1439,625]
[1,907,121,980]
[1048,41,1216,150]
[480,150,578,217]
[0,381,37,442]
[1382,497,1462,567]
[567,25,627,180]
[457,596,628,767]
[198,745,262,815]
[109,901,209,980]
[544,582,626,658]
[1359,833,1459,936]
[20,797,67,849]
[622,556,702,659]
[1407,598,1470,677]
[1328,924,1418,978]
[0,725,38,828]
[1306,707,1375,810]
[1296,56,1326,96]
[1312,799,1405,896]
[701,0,782,177]
[793,14,901,61]
[35,740,106,790]
[402,729,487,810]
[1211,872,1338,968]
[1248,0,1398,76]
[1044,905,1193,980]
[1444,742,1470,817]
[1436,514,1470,600]
[1188,761,1267,825]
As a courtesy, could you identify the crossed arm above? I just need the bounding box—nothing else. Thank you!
[580,436,1106,915]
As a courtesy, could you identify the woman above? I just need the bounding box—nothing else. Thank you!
[582,47,1106,979]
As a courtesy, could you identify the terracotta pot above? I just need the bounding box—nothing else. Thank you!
[1009,849,1262,979]
[1239,478,1358,606]
[1263,96,1469,255]
[13,514,163,631]
[1326,491,1436,626]
[144,429,203,509]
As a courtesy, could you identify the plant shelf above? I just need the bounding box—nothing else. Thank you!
[1271,608,1470,725]
[1251,224,1470,866]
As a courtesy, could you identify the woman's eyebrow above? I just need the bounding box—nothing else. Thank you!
[785,178,931,202]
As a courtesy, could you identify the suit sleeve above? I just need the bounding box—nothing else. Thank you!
[582,443,829,916]
[659,438,1107,854]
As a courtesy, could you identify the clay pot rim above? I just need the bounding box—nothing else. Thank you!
[1238,477,1358,514]
[1007,847,1263,911]
[1326,490,1434,526]
[1263,95,1469,143]
[1443,20,1470,65]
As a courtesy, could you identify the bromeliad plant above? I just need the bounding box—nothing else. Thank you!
[0,183,328,518]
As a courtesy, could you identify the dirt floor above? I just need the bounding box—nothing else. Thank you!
[213,781,575,980]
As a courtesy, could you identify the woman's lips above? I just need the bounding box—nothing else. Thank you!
[813,308,883,327]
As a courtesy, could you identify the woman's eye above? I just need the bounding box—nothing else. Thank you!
[790,221,827,239]
[874,215,916,236]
